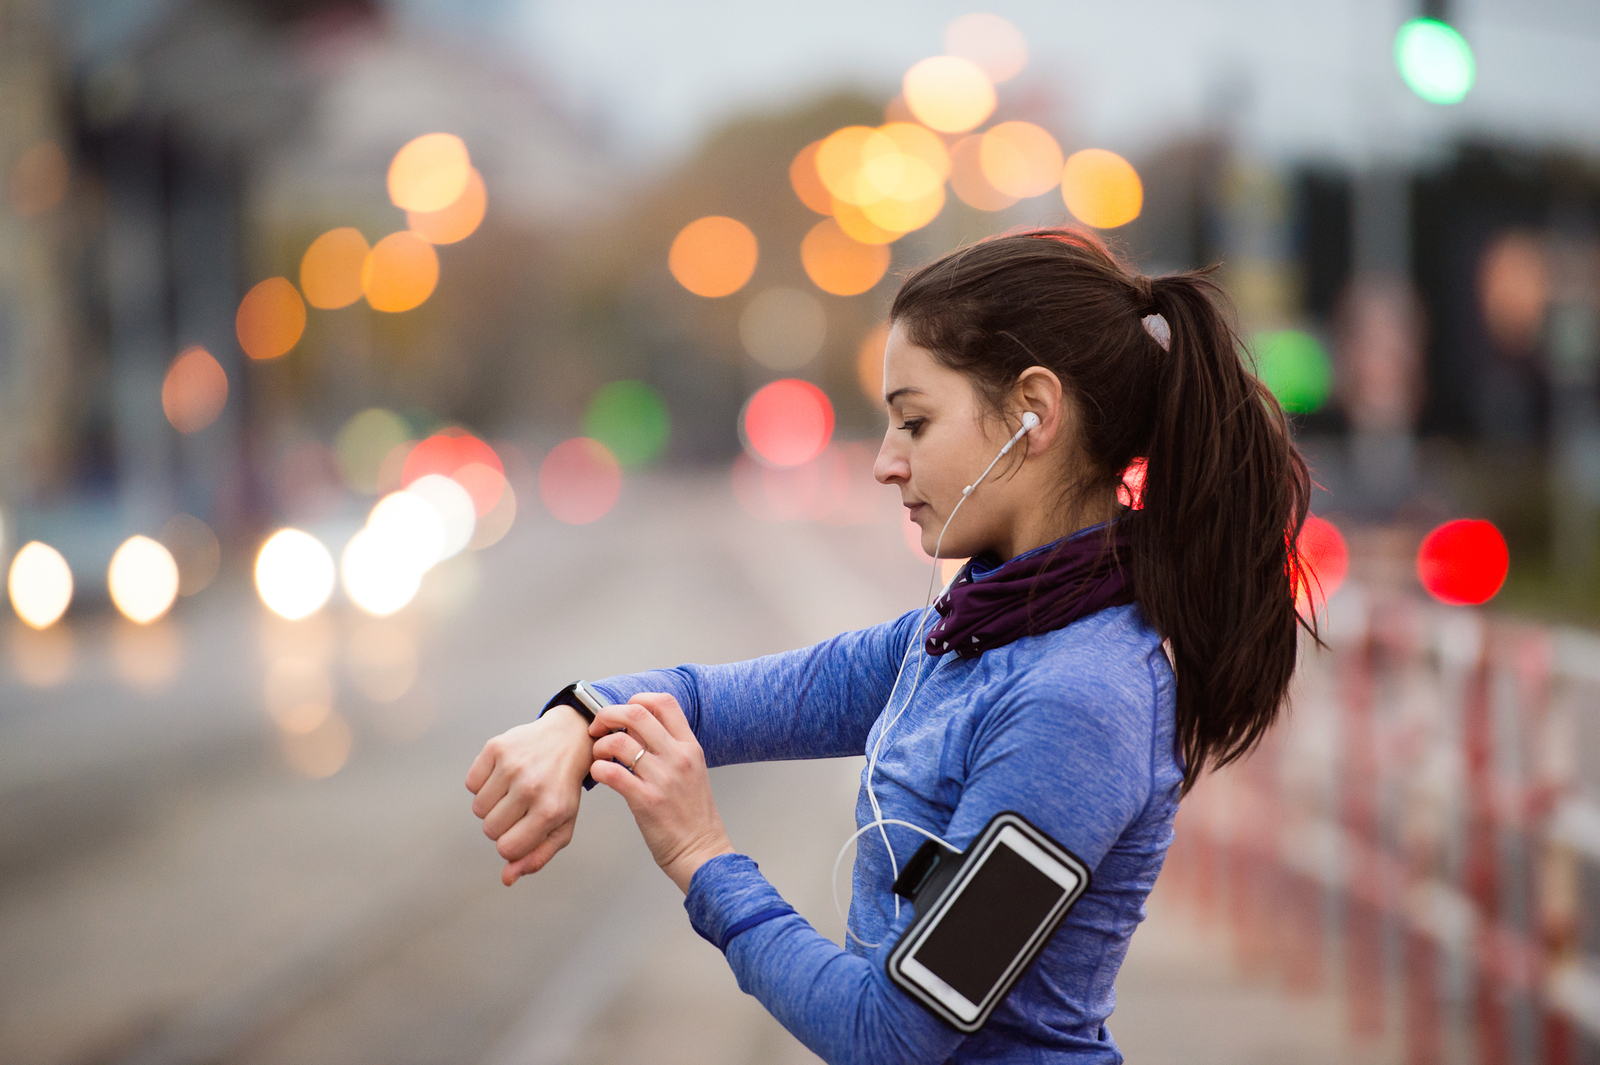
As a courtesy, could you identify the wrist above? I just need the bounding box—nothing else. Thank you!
[665,834,737,895]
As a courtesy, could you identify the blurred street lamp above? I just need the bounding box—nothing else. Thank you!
[1395,2,1475,105]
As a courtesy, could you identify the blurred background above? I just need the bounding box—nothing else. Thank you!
[3,0,1600,1062]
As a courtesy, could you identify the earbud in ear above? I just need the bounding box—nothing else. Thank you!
[1021,412,1040,432]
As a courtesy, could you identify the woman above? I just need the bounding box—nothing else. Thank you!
[467,230,1313,1063]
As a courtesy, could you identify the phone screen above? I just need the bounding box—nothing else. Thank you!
[910,841,1067,1005]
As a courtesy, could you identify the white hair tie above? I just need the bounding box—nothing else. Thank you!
[1141,313,1171,352]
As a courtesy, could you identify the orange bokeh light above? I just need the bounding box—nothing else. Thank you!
[857,322,889,402]
[816,126,885,206]
[741,379,834,467]
[408,167,487,245]
[902,56,996,134]
[362,231,439,313]
[944,13,1028,84]
[801,219,890,297]
[668,216,759,298]
[300,227,370,310]
[948,135,1018,211]
[861,183,945,234]
[236,278,306,361]
[1061,149,1143,229]
[387,133,471,213]
[162,345,229,433]
[539,438,622,524]
[831,199,900,245]
[980,122,1063,199]
[790,142,833,215]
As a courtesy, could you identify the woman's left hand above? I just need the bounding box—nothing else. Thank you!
[589,693,736,894]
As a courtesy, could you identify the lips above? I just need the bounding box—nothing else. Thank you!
[905,501,927,519]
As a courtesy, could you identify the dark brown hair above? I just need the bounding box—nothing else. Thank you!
[890,228,1313,794]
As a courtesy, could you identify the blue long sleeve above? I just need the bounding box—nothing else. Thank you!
[596,603,1181,1063]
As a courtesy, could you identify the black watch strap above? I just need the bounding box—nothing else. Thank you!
[540,682,597,790]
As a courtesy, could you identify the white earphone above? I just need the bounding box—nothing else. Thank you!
[836,410,1041,946]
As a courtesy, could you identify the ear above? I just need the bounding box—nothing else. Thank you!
[1010,366,1067,452]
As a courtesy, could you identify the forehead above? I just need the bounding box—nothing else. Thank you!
[882,321,971,403]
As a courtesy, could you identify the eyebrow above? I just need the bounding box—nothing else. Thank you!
[883,387,926,405]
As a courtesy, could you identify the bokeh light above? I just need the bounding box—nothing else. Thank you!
[790,142,833,215]
[466,480,517,550]
[347,621,418,703]
[161,345,228,433]
[539,438,622,524]
[407,167,487,244]
[585,380,671,467]
[10,141,69,217]
[944,13,1028,84]
[8,541,72,629]
[857,322,889,402]
[264,656,332,734]
[236,277,306,361]
[1117,457,1147,511]
[741,380,834,467]
[740,287,827,370]
[160,513,220,596]
[831,199,900,245]
[948,135,1018,211]
[280,710,353,778]
[801,219,891,296]
[1296,514,1349,614]
[108,535,180,624]
[402,429,503,486]
[1479,231,1549,355]
[255,529,335,620]
[980,122,1064,199]
[341,526,425,617]
[407,474,477,559]
[299,227,371,310]
[814,123,948,238]
[387,133,471,212]
[1395,18,1475,105]
[368,490,447,572]
[336,408,414,494]
[669,216,759,298]
[902,56,996,133]
[362,231,439,313]
[1254,329,1333,414]
[861,183,945,235]
[1061,149,1143,229]
[1417,519,1509,606]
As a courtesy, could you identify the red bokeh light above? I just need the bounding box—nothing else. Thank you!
[401,430,505,515]
[741,380,834,467]
[1295,514,1349,613]
[539,438,621,524]
[1417,519,1509,606]
[1117,457,1147,510]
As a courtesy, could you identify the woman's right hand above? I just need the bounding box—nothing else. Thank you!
[466,704,595,885]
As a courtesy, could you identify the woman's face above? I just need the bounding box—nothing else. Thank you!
[873,322,1030,561]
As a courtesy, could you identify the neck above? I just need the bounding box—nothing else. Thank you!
[992,489,1121,562]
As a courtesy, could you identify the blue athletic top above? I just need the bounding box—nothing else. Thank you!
[589,596,1180,1064]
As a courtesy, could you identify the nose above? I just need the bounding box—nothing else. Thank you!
[874,424,909,486]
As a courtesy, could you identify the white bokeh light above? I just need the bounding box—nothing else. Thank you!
[367,490,447,571]
[407,474,476,559]
[108,535,180,624]
[7,541,73,629]
[254,529,335,620]
[340,526,425,617]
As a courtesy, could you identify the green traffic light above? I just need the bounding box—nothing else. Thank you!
[1395,17,1475,105]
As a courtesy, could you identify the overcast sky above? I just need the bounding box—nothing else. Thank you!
[392,0,1600,171]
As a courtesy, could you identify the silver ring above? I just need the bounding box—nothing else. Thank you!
[630,747,648,770]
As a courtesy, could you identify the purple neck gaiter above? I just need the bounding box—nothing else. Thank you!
[924,526,1135,658]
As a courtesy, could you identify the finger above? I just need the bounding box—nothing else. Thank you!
[591,731,645,765]
[628,691,695,743]
[465,743,499,793]
[481,786,532,842]
[495,799,574,862]
[470,761,513,820]
[590,757,649,801]
[503,819,576,884]
[591,697,676,753]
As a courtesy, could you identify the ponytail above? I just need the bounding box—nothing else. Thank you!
[1136,274,1312,792]
[891,230,1313,795]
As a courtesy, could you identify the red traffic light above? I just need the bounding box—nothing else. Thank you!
[1416,519,1508,605]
